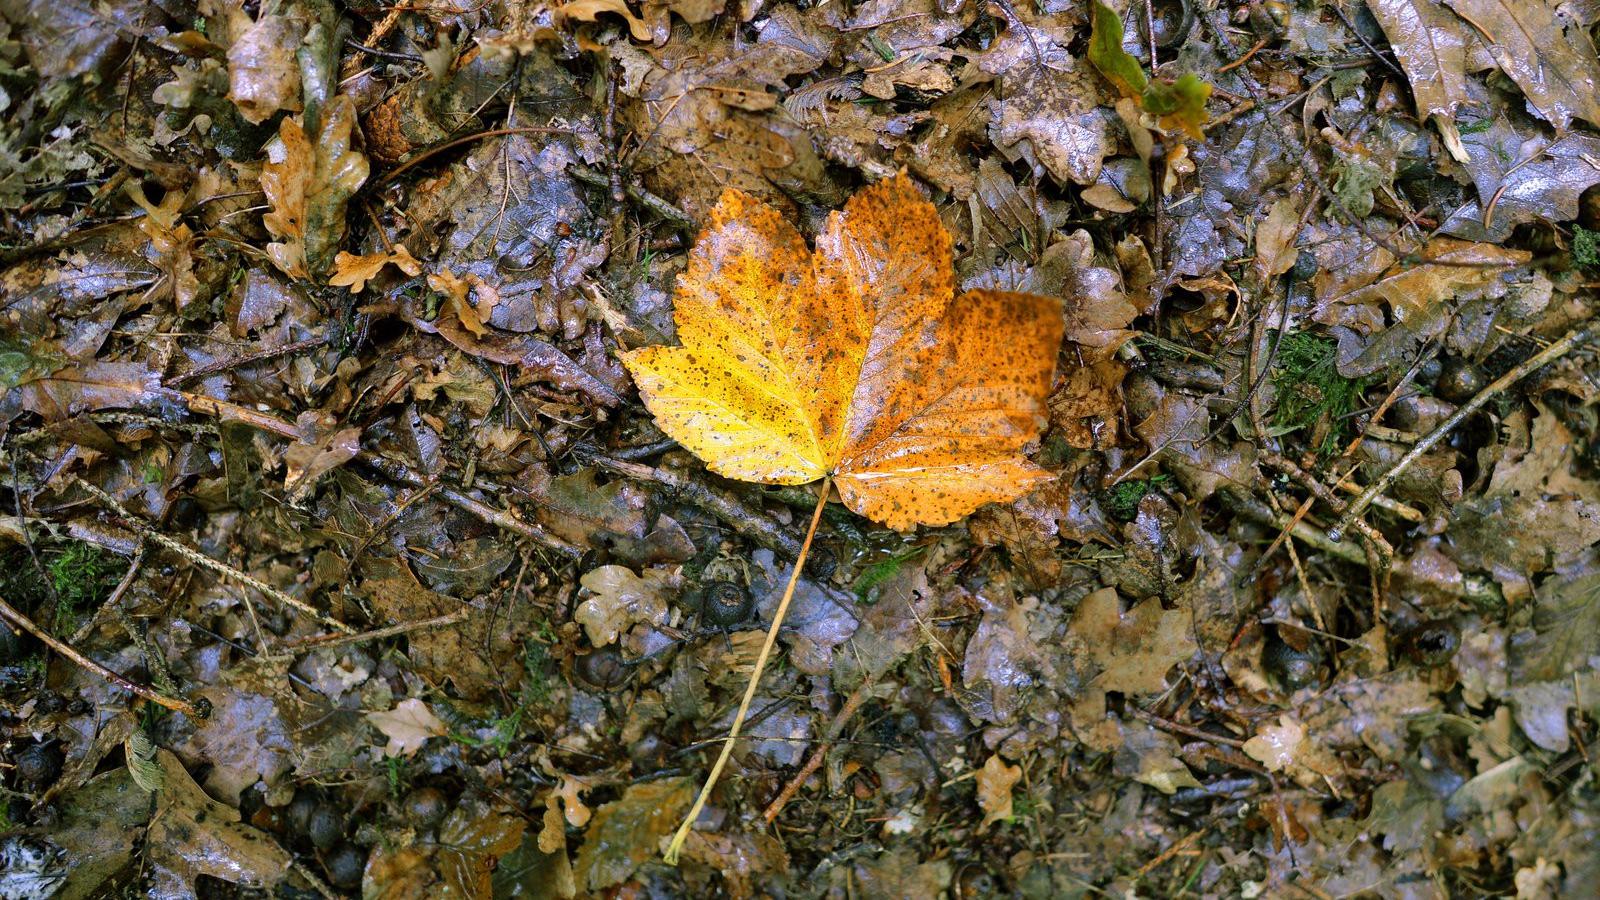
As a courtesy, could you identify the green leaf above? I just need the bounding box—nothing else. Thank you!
[1151,73,1212,138]
[1088,1,1146,98]
[1088,2,1211,137]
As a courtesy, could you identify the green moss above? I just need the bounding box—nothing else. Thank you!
[1573,225,1600,269]
[0,543,126,635]
[1270,332,1371,456]
[1104,477,1167,521]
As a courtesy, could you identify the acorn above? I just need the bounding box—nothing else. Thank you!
[575,647,629,691]
[307,803,344,851]
[323,843,367,891]
[287,789,318,833]
[402,786,449,831]
[1262,636,1322,691]
[805,546,839,582]
[700,581,754,627]
[1435,358,1486,404]
[13,742,61,786]
[1400,620,1460,668]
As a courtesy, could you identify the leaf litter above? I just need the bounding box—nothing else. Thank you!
[2,0,1600,896]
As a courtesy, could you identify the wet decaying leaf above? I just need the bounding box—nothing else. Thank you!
[7,0,1600,894]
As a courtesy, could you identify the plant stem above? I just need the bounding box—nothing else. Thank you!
[664,477,832,864]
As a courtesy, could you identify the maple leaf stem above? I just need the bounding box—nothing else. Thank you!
[664,476,832,865]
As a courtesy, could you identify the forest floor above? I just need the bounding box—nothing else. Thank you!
[3,0,1600,896]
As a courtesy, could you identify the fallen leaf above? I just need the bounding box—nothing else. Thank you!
[1440,121,1600,242]
[1243,715,1306,772]
[428,269,488,337]
[261,97,370,279]
[146,749,291,897]
[575,564,677,646]
[368,698,448,757]
[558,0,652,41]
[573,778,694,890]
[329,246,422,293]
[1071,587,1197,696]
[225,9,304,124]
[621,174,1065,530]
[1087,1,1211,138]
[976,753,1023,830]
[1367,0,1469,120]
[1443,0,1600,131]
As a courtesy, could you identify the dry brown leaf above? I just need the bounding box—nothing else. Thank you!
[558,0,652,41]
[329,246,422,293]
[427,269,489,337]
[368,698,448,757]
[976,753,1023,830]
[146,749,291,897]
[1253,197,1301,283]
[225,10,303,124]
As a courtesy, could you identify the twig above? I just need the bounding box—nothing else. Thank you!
[665,478,831,864]
[587,454,802,558]
[763,675,876,824]
[1135,828,1208,879]
[1329,322,1600,541]
[69,544,145,645]
[1255,342,1432,569]
[274,608,473,655]
[163,388,581,557]
[0,591,205,717]
[605,60,626,242]
[1126,705,1244,749]
[1259,452,1392,563]
[64,473,354,633]
[163,337,329,387]
[567,163,693,226]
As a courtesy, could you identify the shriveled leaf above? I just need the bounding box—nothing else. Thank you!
[329,246,421,293]
[1442,0,1600,131]
[558,0,652,41]
[368,697,448,757]
[621,175,1065,530]
[575,564,677,647]
[976,753,1023,830]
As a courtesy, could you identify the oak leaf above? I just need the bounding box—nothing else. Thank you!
[329,246,422,293]
[620,175,1064,530]
[261,97,370,280]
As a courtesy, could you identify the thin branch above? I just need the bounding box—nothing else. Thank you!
[0,590,204,717]
[1330,322,1600,541]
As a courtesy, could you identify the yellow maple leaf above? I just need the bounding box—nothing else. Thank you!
[623,174,1063,862]
[621,174,1064,531]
